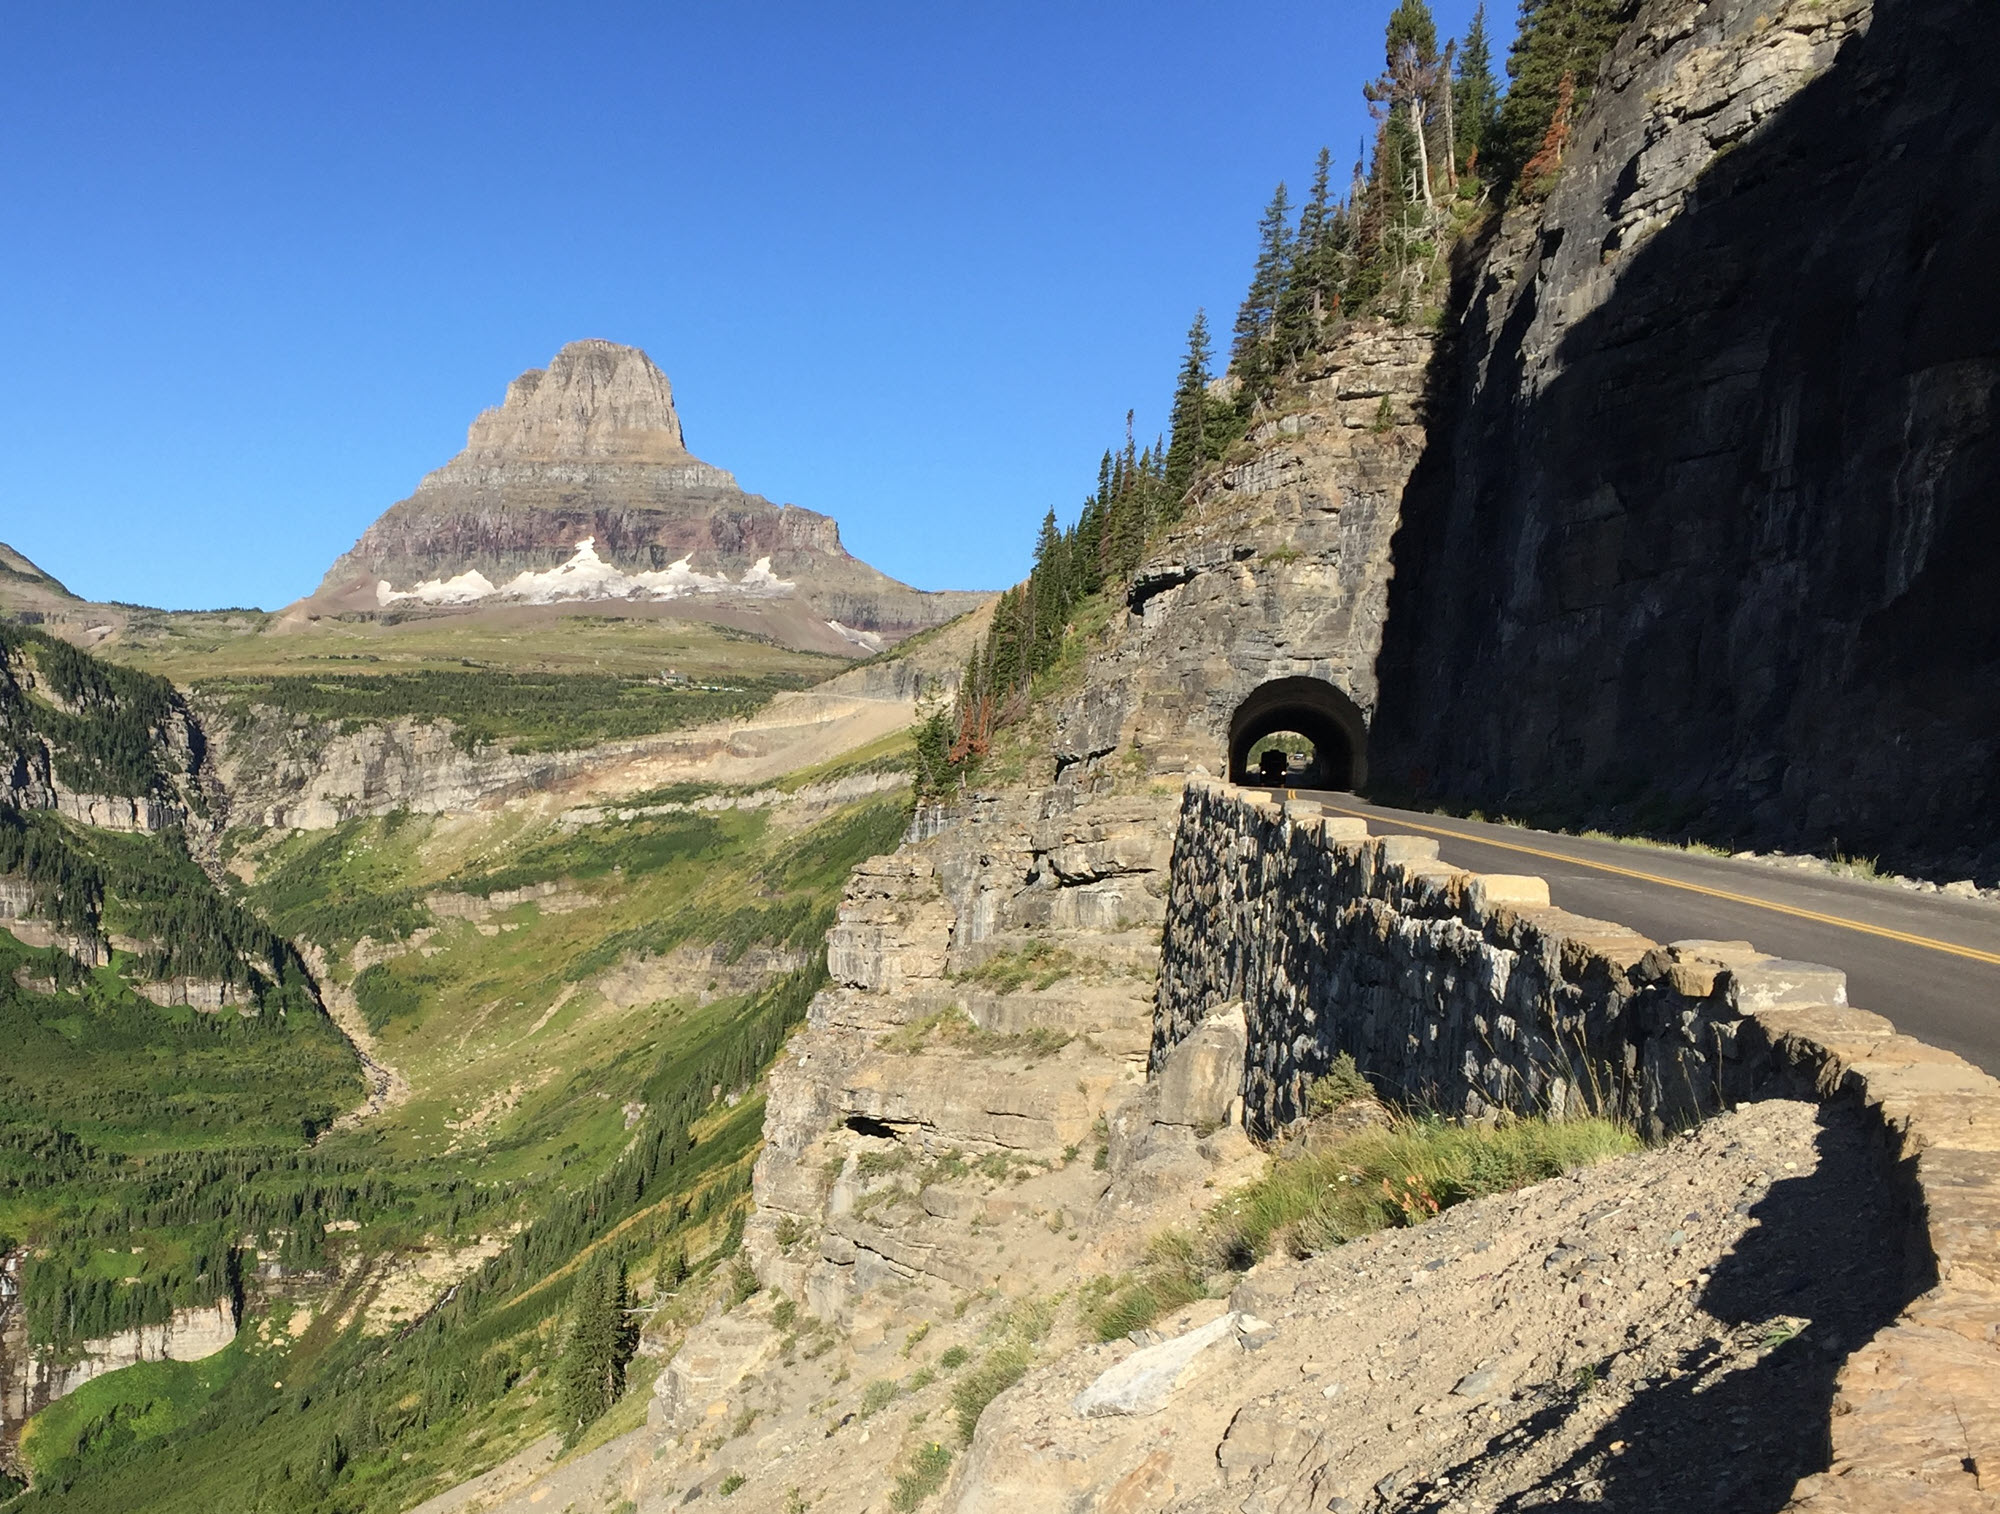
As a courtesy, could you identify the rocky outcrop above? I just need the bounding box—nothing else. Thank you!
[1053,323,1433,782]
[0,1270,237,1464]
[302,340,985,641]
[1371,0,2000,877]
[738,778,1178,1327]
[954,1100,1917,1514]
[0,541,128,646]
[203,685,927,830]
[131,976,256,1012]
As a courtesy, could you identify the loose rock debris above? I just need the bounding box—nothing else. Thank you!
[958,1098,1916,1514]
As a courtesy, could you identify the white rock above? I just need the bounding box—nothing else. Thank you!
[1072,1311,1242,1418]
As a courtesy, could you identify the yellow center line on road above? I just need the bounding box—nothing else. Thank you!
[1313,802,2000,968]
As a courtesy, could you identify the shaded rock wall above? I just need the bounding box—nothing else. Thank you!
[1371,0,2000,876]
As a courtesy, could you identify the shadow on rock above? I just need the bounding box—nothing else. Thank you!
[1412,1103,1924,1512]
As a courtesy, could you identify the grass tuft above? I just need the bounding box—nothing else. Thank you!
[1209,1115,1636,1262]
[950,1345,1031,1443]
[858,1378,901,1420]
[1085,1114,1636,1341]
[889,1441,954,1510]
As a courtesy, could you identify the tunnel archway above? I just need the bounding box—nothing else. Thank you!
[1227,677,1368,790]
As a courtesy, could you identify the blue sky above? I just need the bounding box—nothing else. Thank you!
[2,1,1505,609]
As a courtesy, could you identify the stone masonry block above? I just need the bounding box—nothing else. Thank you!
[1467,874,1552,916]
[1731,957,1850,1010]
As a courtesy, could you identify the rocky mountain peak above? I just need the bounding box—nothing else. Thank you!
[300,342,989,651]
[461,340,690,466]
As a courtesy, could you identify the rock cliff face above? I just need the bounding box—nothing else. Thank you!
[0,1259,237,1461]
[1371,0,2000,876]
[588,4,2000,1508]
[305,340,985,641]
[1054,323,1434,782]
[738,779,1181,1325]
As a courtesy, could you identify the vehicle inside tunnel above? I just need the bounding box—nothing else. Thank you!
[1228,676,1367,789]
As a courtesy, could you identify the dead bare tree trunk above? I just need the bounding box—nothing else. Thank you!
[1409,93,1436,211]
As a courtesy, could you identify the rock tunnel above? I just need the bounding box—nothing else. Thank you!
[1227,676,1367,790]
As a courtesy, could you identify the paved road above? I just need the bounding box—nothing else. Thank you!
[1288,792,2000,1077]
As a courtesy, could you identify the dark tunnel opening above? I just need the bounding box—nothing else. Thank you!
[1227,677,1368,790]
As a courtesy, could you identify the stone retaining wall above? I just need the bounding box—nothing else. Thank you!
[1157,782,2000,1508]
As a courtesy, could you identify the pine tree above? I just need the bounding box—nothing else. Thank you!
[1368,0,1449,214]
[1491,0,1638,191]
[1029,508,1070,674]
[555,1257,637,1445]
[1385,0,1437,62]
[1453,2,1500,174]
[1347,115,1399,310]
[1161,310,1214,507]
[1229,183,1294,388]
[1273,150,1336,366]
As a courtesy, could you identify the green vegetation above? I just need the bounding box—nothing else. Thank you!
[1079,1248,1209,1343]
[1490,0,1639,192]
[3,622,919,1510]
[950,1344,1031,1443]
[1304,1052,1373,1114]
[890,1442,954,1510]
[858,1377,901,1419]
[0,808,322,1007]
[1083,1114,1637,1341]
[879,1007,1071,1060]
[1214,1113,1635,1257]
[0,622,186,801]
[953,941,1084,995]
[0,926,358,1241]
[18,1344,244,1488]
[103,607,843,689]
[553,1256,639,1446]
[239,813,434,950]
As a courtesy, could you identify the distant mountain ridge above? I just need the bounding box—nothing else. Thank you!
[301,340,985,652]
[0,542,132,645]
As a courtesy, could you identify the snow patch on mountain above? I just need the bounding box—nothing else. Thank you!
[375,537,796,609]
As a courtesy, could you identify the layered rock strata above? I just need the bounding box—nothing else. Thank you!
[1054,322,1433,781]
[202,683,929,831]
[1371,0,2000,875]
[739,781,1184,1325]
